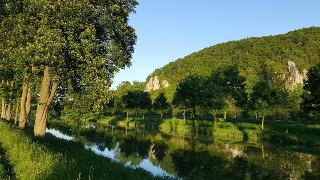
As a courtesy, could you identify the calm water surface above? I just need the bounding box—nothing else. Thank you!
[46,125,320,179]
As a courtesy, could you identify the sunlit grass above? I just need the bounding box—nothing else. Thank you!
[0,121,170,180]
[52,116,320,147]
[160,119,190,136]
[0,122,63,180]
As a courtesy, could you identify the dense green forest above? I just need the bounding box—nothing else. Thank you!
[149,27,320,100]
[107,28,320,125]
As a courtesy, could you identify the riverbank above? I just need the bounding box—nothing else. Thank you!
[47,118,320,179]
[52,117,320,147]
[0,121,169,180]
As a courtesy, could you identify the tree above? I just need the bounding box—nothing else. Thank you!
[0,0,138,137]
[122,90,152,120]
[137,91,152,120]
[249,81,275,131]
[202,81,225,124]
[148,27,320,120]
[249,81,289,130]
[202,66,247,122]
[172,75,204,120]
[153,93,169,119]
[302,64,320,120]
[0,3,25,124]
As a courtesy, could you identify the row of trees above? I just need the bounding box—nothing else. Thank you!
[0,0,138,136]
[107,63,320,127]
[105,81,169,120]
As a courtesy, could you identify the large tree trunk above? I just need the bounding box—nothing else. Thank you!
[1,100,6,119]
[19,82,28,128]
[5,104,11,121]
[34,67,58,137]
[14,102,19,124]
[26,86,31,115]
[261,116,265,131]
[19,83,31,129]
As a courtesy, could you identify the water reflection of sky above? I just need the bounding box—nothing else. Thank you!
[84,143,119,162]
[46,128,74,141]
[46,128,175,179]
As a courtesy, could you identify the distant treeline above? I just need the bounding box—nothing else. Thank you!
[105,63,320,125]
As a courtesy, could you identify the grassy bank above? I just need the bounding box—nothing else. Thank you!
[0,121,168,180]
[94,117,320,146]
[0,144,14,179]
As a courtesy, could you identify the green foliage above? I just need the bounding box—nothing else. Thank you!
[160,118,190,136]
[153,93,170,115]
[0,0,138,132]
[147,27,320,120]
[172,75,204,115]
[249,80,293,120]
[302,63,320,120]
[122,90,152,115]
[0,122,64,179]
[203,66,247,118]
[0,122,166,180]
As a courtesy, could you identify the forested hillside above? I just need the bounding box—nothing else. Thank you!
[147,27,320,101]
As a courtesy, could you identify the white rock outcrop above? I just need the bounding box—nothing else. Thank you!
[145,76,170,92]
[162,80,170,89]
[286,60,307,90]
[145,76,160,92]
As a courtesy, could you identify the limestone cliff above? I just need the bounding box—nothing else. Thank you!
[145,76,170,92]
[286,60,307,90]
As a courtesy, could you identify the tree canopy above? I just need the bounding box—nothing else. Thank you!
[0,0,138,136]
[302,63,320,120]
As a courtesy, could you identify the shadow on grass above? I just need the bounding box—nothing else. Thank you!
[236,126,249,141]
[264,122,320,147]
[0,143,16,179]
[33,133,169,180]
[3,122,169,180]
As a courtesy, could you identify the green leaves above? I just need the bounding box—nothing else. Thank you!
[0,0,138,129]
[302,63,320,120]
[153,93,169,112]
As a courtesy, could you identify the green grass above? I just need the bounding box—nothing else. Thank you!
[0,151,9,179]
[52,116,320,147]
[0,122,64,180]
[0,121,169,180]
[0,164,5,179]
[263,122,320,146]
[160,118,190,136]
[0,144,15,179]
[213,122,244,141]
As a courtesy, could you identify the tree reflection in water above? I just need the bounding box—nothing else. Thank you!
[48,125,320,179]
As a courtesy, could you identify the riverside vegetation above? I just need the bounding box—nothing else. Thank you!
[0,0,320,179]
[46,118,320,179]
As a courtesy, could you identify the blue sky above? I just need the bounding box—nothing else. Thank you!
[112,0,320,88]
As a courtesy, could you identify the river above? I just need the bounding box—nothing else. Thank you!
[46,125,320,179]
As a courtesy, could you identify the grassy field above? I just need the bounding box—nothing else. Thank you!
[0,121,169,180]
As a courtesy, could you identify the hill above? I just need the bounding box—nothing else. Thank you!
[145,27,320,101]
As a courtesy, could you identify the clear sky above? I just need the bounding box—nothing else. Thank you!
[111,0,320,89]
